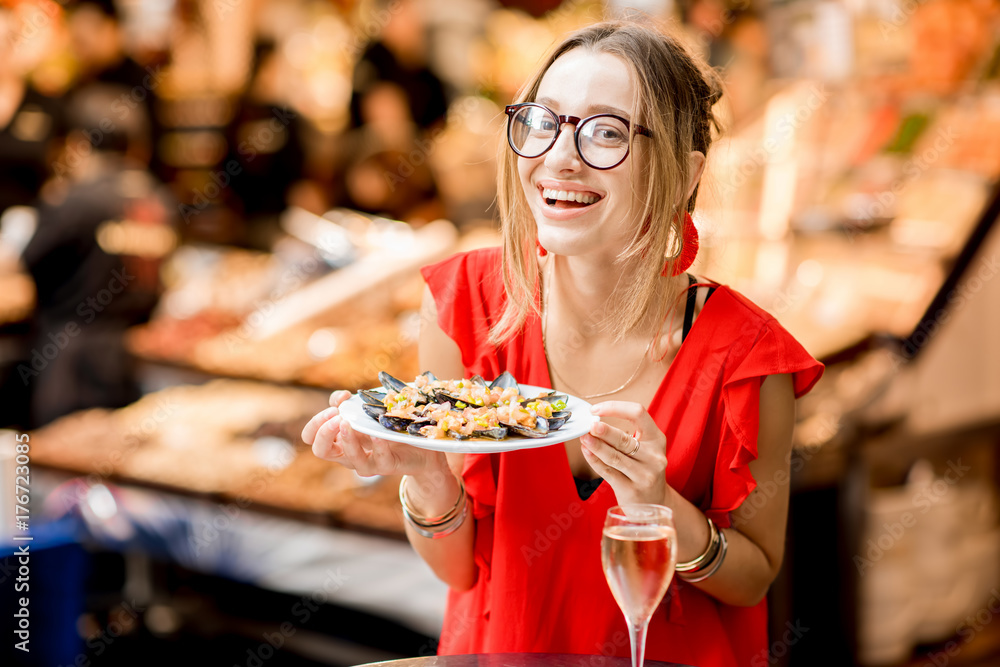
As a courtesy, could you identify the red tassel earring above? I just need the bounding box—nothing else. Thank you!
[661,211,699,277]
[536,238,547,257]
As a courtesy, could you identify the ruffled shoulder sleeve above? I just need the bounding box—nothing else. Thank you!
[419,247,505,374]
[707,292,824,528]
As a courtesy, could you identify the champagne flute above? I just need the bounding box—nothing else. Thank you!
[601,504,677,667]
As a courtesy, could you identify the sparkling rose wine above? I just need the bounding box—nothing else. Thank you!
[601,524,676,625]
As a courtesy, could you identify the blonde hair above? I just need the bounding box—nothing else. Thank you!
[490,20,723,346]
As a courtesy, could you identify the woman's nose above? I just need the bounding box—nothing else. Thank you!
[544,124,582,171]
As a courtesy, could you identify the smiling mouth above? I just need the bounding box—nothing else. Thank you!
[541,187,603,209]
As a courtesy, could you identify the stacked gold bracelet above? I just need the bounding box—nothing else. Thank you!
[399,475,468,539]
[676,516,728,583]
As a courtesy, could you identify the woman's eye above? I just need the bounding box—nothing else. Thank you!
[595,127,625,142]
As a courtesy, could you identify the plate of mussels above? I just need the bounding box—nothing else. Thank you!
[338,371,597,453]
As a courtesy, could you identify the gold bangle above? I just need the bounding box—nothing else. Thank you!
[403,495,469,539]
[679,527,728,582]
[398,474,466,528]
[676,516,719,573]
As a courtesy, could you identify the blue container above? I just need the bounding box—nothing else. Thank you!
[1,516,89,667]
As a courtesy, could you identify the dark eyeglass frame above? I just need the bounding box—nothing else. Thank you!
[504,102,652,170]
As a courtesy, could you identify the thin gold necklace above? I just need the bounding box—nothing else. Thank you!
[541,259,656,400]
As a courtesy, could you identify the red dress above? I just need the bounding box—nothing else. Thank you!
[420,248,824,667]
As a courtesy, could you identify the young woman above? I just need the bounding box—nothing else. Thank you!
[303,21,823,666]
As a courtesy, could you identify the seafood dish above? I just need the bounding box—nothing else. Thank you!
[358,371,572,440]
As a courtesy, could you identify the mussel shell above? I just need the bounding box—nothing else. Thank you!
[489,371,518,391]
[447,430,472,441]
[547,411,571,430]
[532,391,569,405]
[505,416,549,438]
[469,375,488,387]
[379,414,414,433]
[418,371,438,383]
[359,389,387,406]
[432,391,461,405]
[407,420,435,437]
[362,403,386,420]
[378,371,409,393]
[472,426,508,440]
[432,391,489,409]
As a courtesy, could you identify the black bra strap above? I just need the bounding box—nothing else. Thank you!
[682,276,719,343]
[682,274,697,341]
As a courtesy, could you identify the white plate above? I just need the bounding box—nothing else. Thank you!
[338,383,597,453]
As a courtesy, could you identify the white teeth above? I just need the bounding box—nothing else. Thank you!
[541,188,600,205]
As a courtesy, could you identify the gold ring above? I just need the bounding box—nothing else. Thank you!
[626,436,640,457]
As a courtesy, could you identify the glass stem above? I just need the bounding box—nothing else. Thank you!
[627,619,649,667]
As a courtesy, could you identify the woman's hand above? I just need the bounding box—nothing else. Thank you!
[580,401,669,506]
[302,390,447,479]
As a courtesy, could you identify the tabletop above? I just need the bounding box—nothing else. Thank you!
[358,654,694,667]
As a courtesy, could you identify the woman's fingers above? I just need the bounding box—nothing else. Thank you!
[302,406,340,446]
[311,415,345,460]
[329,389,353,408]
[582,402,669,504]
[581,433,632,483]
[338,420,376,474]
[588,419,640,459]
[590,400,660,438]
[338,421,405,476]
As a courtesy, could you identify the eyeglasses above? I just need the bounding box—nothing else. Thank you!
[504,103,652,170]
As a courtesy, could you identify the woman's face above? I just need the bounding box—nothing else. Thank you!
[517,48,646,260]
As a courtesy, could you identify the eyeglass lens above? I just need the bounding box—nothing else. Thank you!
[508,106,631,169]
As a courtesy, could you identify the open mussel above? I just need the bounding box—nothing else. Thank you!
[407,420,435,437]
[546,411,571,431]
[489,371,518,391]
[379,414,416,433]
[362,403,387,420]
[504,415,550,438]
[359,389,388,406]
[472,426,508,440]
[531,390,569,406]
[378,371,409,393]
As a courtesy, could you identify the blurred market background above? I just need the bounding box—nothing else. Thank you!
[1,0,999,664]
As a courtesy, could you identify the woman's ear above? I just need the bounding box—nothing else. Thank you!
[686,151,706,201]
